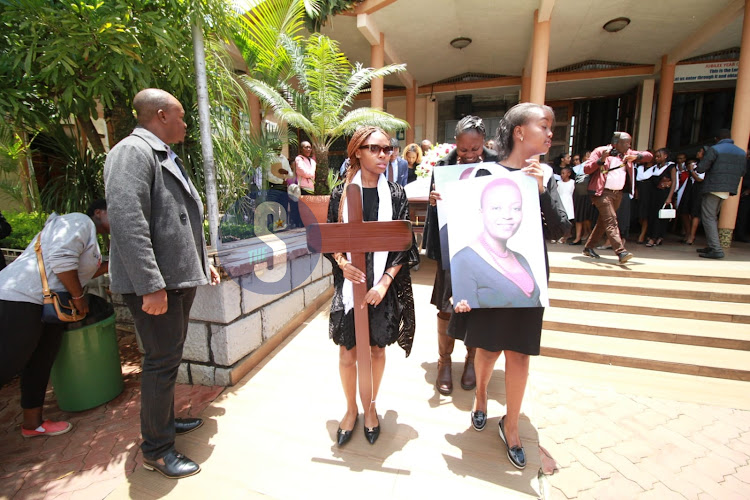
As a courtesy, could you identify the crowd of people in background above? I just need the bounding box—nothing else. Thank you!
[551,133,749,255]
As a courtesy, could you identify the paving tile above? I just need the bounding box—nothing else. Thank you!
[636,482,689,499]
[658,470,705,500]
[68,477,123,499]
[631,408,673,430]
[545,485,571,500]
[610,439,656,464]
[19,455,86,489]
[667,414,705,438]
[597,448,658,490]
[688,454,744,483]
[735,431,750,447]
[538,439,576,468]
[0,470,27,499]
[689,432,750,467]
[680,466,746,500]
[637,443,694,474]
[577,428,619,454]
[734,463,750,484]
[548,461,603,498]
[577,472,645,499]
[650,425,709,460]
[700,420,742,444]
[721,474,750,496]
[567,442,616,479]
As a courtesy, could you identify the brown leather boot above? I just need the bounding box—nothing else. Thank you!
[461,347,477,390]
[436,316,454,395]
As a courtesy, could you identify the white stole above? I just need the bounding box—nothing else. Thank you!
[341,170,392,313]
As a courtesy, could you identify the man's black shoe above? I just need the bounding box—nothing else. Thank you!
[696,247,711,253]
[699,251,725,259]
[175,417,203,435]
[143,450,200,479]
[618,251,633,264]
[582,247,600,258]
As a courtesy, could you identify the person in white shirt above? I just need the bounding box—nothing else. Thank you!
[0,202,109,438]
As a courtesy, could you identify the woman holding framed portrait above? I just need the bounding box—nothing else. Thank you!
[450,103,570,469]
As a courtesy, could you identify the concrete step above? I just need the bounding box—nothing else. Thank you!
[547,288,750,324]
[542,308,750,350]
[540,329,750,381]
[549,273,750,303]
[549,264,750,285]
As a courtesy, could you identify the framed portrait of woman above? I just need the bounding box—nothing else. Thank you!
[441,168,549,309]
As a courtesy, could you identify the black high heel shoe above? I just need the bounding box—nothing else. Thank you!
[364,416,380,445]
[336,415,358,447]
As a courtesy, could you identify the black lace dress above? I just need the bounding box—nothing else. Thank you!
[325,182,419,356]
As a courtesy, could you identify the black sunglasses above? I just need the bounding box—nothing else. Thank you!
[359,144,394,155]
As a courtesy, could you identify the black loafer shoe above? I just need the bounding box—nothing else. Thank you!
[582,247,600,258]
[499,416,526,470]
[143,450,200,479]
[696,247,711,253]
[471,410,487,432]
[175,417,203,435]
[364,417,380,445]
[618,251,633,264]
[336,415,358,447]
[568,240,582,246]
[699,250,725,259]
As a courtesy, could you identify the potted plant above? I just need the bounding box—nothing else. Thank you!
[242,32,407,222]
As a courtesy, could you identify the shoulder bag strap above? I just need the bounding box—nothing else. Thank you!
[34,233,53,300]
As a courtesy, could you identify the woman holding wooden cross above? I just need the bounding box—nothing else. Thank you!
[326,126,419,447]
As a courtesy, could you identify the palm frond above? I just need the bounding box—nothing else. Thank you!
[338,62,407,112]
[328,107,409,147]
[241,77,316,134]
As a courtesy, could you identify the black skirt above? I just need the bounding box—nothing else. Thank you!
[448,307,544,355]
[573,192,594,223]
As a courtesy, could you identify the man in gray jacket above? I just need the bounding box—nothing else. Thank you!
[104,88,220,478]
[696,129,747,259]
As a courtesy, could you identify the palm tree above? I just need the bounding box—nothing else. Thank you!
[242,32,408,194]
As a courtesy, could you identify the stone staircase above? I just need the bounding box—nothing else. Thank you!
[541,265,750,381]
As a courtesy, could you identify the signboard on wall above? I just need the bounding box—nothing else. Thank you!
[674,61,739,83]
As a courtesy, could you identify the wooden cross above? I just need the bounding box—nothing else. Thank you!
[307,184,413,414]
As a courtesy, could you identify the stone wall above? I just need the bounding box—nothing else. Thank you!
[111,230,333,386]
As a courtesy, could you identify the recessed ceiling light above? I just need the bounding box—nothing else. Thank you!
[603,17,631,33]
[450,37,472,50]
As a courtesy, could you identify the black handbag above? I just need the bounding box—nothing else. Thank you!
[34,234,86,323]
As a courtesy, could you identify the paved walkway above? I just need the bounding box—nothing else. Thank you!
[1,237,749,499]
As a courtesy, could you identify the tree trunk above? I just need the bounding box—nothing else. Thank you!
[76,115,105,155]
[313,146,329,195]
[105,95,136,147]
[192,20,220,250]
[16,156,32,212]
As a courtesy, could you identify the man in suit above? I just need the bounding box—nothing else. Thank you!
[104,88,220,479]
[388,138,408,186]
[695,129,747,259]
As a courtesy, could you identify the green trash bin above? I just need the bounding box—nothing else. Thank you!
[50,294,124,412]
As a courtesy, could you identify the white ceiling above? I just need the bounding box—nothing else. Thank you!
[319,0,743,100]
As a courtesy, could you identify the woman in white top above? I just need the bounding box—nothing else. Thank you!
[0,201,110,438]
